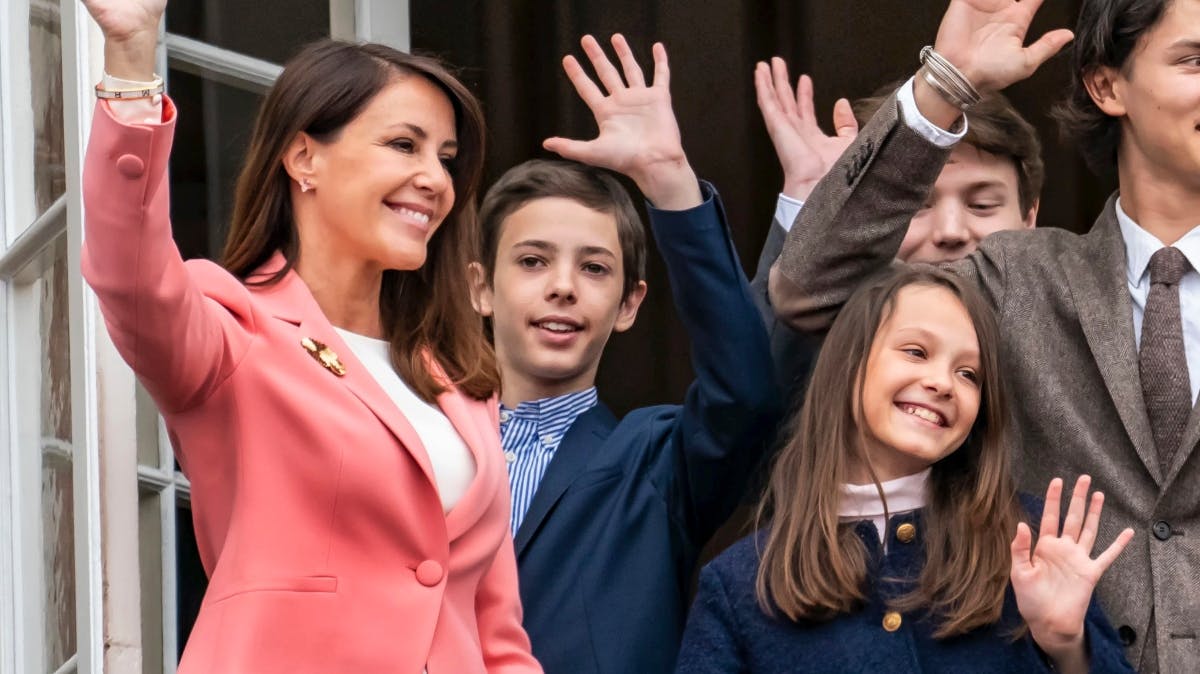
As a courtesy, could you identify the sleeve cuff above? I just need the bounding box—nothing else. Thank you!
[645,179,716,217]
[895,76,967,149]
[775,193,804,233]
[101,73,165,126]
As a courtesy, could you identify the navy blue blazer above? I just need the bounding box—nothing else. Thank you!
[677,504,1133,673]
[515,183,783,674]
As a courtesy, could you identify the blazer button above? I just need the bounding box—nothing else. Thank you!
[415,560,444,586]
[1153,520,1173,541]
[116,154,145,178]
[1118,625,1137,646]
[895,523,916,544]
[882,611,902,632]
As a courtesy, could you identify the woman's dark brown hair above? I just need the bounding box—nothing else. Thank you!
[222,39,497,401]
[755,266,1022,638]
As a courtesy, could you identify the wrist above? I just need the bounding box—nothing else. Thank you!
[633,158,702,211]
[104,31,159,82]
[782,178,819,202]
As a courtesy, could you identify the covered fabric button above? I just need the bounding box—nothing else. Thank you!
[415,560,444,586]
[116,154,145,178]
[895,523,916,543]
[882,611,902,632]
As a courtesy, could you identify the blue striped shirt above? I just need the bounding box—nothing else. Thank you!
[501,387,598,535]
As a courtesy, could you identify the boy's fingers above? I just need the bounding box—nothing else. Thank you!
[561,55,606,109]
[1039,477,1063,540]
[1023,29,1074,74]
[542,137,598,165]
[610,34,645,88]
[770,57,797,117]
[796,73,816,124]
[832,98,858,138]
[581,34,626,94]
[651,42,670,89]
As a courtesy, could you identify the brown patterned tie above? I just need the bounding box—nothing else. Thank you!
[1139,246,1193,473]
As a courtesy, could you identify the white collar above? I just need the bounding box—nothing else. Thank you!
[839,468,930,522]
[1115,198,1200,288]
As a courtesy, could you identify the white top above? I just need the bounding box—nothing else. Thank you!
[335,328,476,513]
[839,468,930,549]
[1116,200,1200,404]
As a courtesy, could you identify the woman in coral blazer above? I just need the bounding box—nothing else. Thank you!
[79,1,540,672]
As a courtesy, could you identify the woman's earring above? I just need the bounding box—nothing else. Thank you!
[300,178,312,193]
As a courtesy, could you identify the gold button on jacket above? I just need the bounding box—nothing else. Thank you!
[895,523,916,543]
[882,611,903,632]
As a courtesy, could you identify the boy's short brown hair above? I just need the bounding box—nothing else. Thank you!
[478,159,647,299]
[854,86,1045,215]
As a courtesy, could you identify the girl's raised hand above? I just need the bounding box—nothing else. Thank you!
[544,34,701,211]
[1010,476,1134,671]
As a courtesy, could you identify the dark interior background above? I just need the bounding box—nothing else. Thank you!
[410,0,1117,419]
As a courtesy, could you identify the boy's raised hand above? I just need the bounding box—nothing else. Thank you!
[1010,476,1134,673]
[754,59,857,202]
[934,0,1074,94]
[545,34,702,211]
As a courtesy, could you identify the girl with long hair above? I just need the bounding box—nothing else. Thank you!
[676,267,1133,673]
[79,0,540,671]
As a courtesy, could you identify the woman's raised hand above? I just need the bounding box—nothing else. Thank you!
[1010,476,1134,673]
[933,0,1074,93]
[544,34,701,211]
[82,0,165,80]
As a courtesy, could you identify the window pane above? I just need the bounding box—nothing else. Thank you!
[30,0,66,216]
[167,69,264,261]
[166,0,328,65]
[37,233,76,672]
[138,488,165,674]
[175,502,207,658]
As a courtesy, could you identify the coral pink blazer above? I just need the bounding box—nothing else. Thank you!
[81,99,540,673]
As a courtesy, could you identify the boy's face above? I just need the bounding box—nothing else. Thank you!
[898,143,1036,264]
[1104,0,1200,190]
[471,197,647,401]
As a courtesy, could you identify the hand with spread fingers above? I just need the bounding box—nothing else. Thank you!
[933,0,1075,92]
[754,59,858,202]
[1010,476,1135,674]
[544,34,702,211]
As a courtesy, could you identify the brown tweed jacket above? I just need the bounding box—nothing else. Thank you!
[768,93,1200,673]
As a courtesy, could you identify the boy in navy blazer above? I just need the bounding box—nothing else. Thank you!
[468,35,781,674]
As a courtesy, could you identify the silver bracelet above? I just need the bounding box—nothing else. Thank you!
[918,46,980,110]
[95,75,165,100]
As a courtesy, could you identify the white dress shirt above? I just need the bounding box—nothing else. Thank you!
[1115,201,1200,404]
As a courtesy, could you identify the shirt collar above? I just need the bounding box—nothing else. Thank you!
[1115,198,1200,287]
[839,468,930,521]
[500,387,598,424]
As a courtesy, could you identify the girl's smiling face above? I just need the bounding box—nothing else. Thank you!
[853,284,982,484]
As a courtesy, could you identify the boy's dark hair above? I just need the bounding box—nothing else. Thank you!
[854,86,1044,215]
[1053,0,1172,175]
[478,159,647,299]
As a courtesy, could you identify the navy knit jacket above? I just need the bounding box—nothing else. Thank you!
[676,502,1133,673]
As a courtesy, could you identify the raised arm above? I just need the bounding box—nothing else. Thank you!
[1011,476,1136,674]
[545,36,781,540]
[768,0,1072,333]
[81,0,257,415]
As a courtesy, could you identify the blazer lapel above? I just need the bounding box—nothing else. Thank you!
[436,386,497,539]
[1164,395,1200,489]
[1062,199,1161,483]
[513,403,618,558]
[252,253,440,489]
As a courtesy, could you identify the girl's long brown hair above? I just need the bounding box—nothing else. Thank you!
[222,40,497,401]
[755,267,1022,638]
